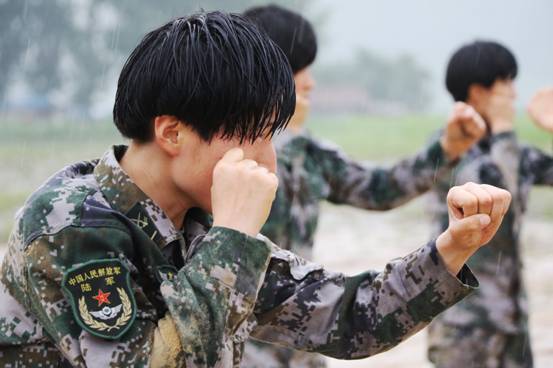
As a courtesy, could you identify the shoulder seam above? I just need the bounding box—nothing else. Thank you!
[23,223,130,253]
[23,187,127,249]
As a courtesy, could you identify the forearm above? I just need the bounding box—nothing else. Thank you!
[251,241,477,359]
[328,139,453,210]
[162,227,271,367]
[524,146,553,186]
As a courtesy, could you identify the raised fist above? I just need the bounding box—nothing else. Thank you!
[211,148,279,237]
[528,87,553,133]
[485,89,516,134]
[436,182,512,274]
[441,102,486,160]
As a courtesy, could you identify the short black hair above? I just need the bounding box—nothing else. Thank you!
[244,5,317,74]
[445,40,518,102]
[113,11,295,142]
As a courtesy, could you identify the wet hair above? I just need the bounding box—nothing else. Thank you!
[244,4,317,74]
[113,11,295,142]
[446,40,518,102]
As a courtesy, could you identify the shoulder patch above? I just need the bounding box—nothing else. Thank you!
[62,259,136,340]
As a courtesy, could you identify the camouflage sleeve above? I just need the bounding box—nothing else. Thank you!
[311,137,453,210]
[489,132,522,191]
[522,145,553,186]
[489,131,553,186]
[23,225,271,367]
[250,239,478,359]
[162,226,272,367]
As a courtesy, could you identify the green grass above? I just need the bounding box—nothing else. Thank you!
[0,119,124,241]
[1,115,552,242]
[307,114,552,160]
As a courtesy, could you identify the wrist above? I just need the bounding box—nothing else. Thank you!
[212,218,259,238]
[439,135,459,161]
[435,230,474,275]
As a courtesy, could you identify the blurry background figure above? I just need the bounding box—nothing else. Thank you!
[242,4,486,367]
[1,1,552,367]
[426,41,553,368]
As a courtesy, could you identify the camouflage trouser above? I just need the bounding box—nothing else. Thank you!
[241,340,326,368]
[427,321,533,368]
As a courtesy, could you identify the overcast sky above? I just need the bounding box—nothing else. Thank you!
[308,0,553,111]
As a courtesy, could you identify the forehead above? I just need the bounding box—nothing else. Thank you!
[205,134,273,152]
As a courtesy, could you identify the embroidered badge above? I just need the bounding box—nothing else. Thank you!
[62,259,136,339]
[156,265,178,284]
[127,203,160,242]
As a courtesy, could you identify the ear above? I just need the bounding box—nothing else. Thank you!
[467,84,491,110]
[153,115,185,156]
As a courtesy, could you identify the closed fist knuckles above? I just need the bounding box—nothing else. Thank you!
[211,148,278,237]
[446,182,512,249]
[442,102,486,159]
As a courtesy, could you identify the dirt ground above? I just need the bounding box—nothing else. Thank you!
[0,195,551,367]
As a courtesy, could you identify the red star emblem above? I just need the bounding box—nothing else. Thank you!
[92,289,111,306]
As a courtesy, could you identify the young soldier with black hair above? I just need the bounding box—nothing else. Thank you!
[426,41,553,368]
[241,5,490,367]
[0,12,511,368]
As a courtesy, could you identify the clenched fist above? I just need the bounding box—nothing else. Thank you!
[436,182,512,275]
[528,87,553,133]
[485,89,516,134]
[441,102,486,160]
[211,148,279,237]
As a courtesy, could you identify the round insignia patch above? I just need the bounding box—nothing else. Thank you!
[62,259,137,340]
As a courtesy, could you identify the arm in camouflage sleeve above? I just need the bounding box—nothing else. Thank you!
[488,132,522,191]
[24,225,271,367]
[522,145,553,186]
[250,239,477,359]
[312,137,454,210]
[488,131,553,187]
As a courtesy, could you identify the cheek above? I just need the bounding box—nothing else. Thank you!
[258,146,277,173]
[171,150,214,203]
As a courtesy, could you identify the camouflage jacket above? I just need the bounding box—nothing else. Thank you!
[0,145,477,367]
[427,131,553,333]
[261,131,454,258]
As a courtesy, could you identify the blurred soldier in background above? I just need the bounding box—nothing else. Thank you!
[242,5,488,368]
[427,40,553,368]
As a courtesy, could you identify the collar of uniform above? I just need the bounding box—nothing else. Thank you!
[93,145,181,248]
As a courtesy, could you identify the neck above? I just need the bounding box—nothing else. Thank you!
[120,142,193,228]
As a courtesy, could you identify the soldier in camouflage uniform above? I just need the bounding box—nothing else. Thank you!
[242,6,488,367]
[0,12,512,368]
[426,41,553,368]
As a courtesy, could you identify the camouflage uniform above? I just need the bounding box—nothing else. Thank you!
[0,145,478,367]
[426,131,553,368]
[243,131,457,367]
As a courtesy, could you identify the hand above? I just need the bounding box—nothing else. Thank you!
[485,91,516,134]
[528,87,553,133]
[436,182,512,275]
[211,148,278,237]
[440,102,486,160]
[287,93,310,133]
